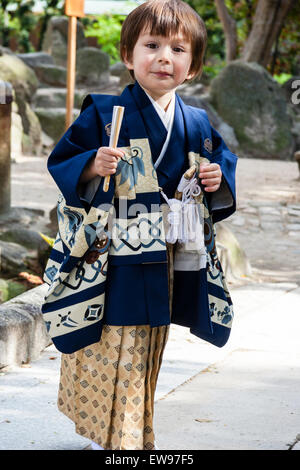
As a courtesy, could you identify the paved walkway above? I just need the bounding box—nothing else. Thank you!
[0,154,299,450]
[155,282,300,450]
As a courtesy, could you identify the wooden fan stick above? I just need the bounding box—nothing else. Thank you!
[103,106,125,192]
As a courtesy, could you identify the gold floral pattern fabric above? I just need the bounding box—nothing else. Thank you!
[57,324,169,450]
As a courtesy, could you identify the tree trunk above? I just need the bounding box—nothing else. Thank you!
[241,0,295,67]
[214,0,238,62]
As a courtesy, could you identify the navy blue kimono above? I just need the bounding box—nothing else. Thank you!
[46,80,238,351]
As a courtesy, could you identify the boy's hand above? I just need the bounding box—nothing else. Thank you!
[199,163,222,192]
[95,146,125,177]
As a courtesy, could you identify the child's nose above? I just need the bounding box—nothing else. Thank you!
[157,46,171,63]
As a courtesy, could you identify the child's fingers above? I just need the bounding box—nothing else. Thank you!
[101,155,119,167]
[199,164,222,184]
[98,165,117,176]
[199,170,221,179]
[94,147,124,176]
[199,163,221,175]
[100,159,118,174]
[199,163,220,171]
[198,163,221,192]
[102,164,117,172]
[100,146,124,159]
[204,184,220,192]
[201,177,221,186]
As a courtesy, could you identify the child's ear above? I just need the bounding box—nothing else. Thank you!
[124,60,134,71]
[122,48,134,70]
[186,70,196,81]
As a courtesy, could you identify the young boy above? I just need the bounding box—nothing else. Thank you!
[44,0,237,451]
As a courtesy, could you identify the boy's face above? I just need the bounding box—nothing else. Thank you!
[124,29,194,101]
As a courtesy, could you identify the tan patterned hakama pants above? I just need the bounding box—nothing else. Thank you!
[57,324,170,450]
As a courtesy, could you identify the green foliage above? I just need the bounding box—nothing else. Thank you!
[6,280,27,300]
[274,0,300,76]
[273,73,292,85]
[0,0,38,52]
[83,14,125,64]
[0,278,27,302]
[184,0,224,62]
[203,62,226,80]
[186,0,257,65]
[185,0,299,76]
[225,0,300,76]
[0,0,64,52]
[224,0,258,48]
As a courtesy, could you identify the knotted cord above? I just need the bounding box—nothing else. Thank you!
[160,175,204,246]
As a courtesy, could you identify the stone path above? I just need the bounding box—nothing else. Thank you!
[225,158,300,285]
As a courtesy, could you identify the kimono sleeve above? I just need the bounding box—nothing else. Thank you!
[206,125,238,224]
[47,95,102,209]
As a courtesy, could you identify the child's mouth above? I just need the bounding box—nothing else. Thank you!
[153,71,171,77]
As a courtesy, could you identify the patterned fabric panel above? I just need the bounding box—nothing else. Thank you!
[45,256,108,303]
[188,152,210,174]
[208,289,234,329]
[58,202,111,258]
[42,194,111,349]
[43,291,105,338]
[115,139,160,199]
[43,235,64,285]
[44,197,111,295]
[206,214,234,329]
[109,212,166,258]
[57,198,85,251]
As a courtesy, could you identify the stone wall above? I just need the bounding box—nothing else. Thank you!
[0,284,51,368]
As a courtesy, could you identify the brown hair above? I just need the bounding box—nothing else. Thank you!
[120,0,207,80]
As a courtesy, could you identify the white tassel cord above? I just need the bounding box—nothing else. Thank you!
[163,199,182,244]
[160,175,204,246]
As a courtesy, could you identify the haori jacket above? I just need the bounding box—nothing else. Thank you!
[41,81,238,353]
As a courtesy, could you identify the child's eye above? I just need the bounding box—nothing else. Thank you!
[173,47,184,53]
[146,43,158,49]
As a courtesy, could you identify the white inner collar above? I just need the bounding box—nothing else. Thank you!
[141,90,176,169]
[144,90,176,131]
